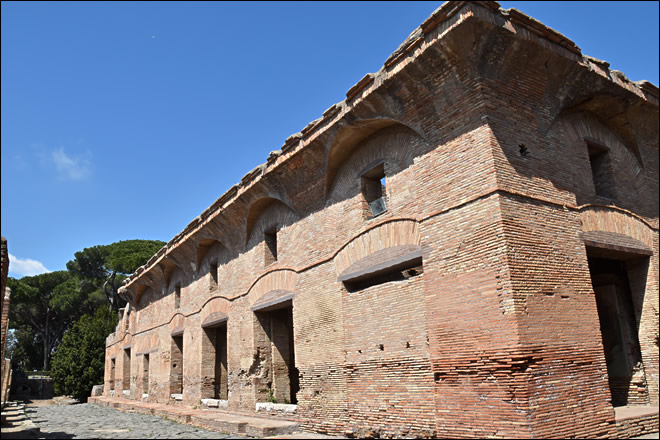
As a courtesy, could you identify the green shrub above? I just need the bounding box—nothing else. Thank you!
[51,307,118,402]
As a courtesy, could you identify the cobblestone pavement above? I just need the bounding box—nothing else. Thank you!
[24,403,250,439]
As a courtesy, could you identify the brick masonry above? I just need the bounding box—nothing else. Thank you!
[101,2,658,438]
[1,236,11,406]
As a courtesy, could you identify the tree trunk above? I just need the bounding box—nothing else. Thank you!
[43,309,50,371]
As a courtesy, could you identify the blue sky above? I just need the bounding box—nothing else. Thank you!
[2,1,658,278]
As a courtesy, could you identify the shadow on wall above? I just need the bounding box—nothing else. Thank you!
[9,371,54,400]
[479,25,657,219]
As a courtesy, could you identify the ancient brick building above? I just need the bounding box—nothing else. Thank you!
[100,2,659,438]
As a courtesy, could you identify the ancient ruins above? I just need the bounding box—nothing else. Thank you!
[97,2,659,438]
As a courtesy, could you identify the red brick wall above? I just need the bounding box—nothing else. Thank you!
[101,3,658,438]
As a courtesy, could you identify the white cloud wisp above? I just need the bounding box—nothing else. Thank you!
[8,253,51,277]
[51,148,92,180]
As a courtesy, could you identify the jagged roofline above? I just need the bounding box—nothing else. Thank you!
[121,0,659,294]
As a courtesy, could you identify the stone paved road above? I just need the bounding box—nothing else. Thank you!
[23,403,250,439]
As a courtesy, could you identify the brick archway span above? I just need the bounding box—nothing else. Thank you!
[333,218,420,277]
[169,313,185,336]
[200,296,230,327]
[579,205,657,250]
[246,269,298,309]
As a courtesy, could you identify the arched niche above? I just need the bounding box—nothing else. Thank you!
[548,111,650,210]
[195,238,226,270]
[325,122,429,206]
[245,197,300,249]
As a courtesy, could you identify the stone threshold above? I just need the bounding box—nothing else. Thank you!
[89,395,300,438]
[614,405,659,421]
[613,405,659,439]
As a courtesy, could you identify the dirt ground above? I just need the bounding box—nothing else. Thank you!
[22,396,78,407]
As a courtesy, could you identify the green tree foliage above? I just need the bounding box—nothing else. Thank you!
[7,271,103,371]
[66,240,165,311]
[8,239,163,375]
[51,306,118,402]
[5,328,42,372]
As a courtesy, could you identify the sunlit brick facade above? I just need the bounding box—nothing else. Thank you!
[101,2,658,437]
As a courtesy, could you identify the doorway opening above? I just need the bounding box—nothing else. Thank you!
[110,358,116,391]
[122,348,131,392]
[170,335,184,396]
[588,254,650,406]
[142,353,150,396]
[254,302,298,404]
[202,323,228,400]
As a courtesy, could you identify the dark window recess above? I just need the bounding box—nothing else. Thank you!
[170,335,184,395]
[175,284,181,309]
[210,262,218,291]
[143,353,150,394]
[587,142,617,200]
[344,263,423,292]
[361,163,387,217]
[265,229,278,265]
[110,358,116,390]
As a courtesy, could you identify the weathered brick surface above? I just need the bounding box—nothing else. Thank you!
[615,410,660,439]
[1,236,11,405]
[102,2,658,438]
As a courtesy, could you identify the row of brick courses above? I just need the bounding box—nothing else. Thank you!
[102,1,658,438]
[1,236,10,406]
[421,194,530,438]
[615,411,660,439]
[479,0,658,422]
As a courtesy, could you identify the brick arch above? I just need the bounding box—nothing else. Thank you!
[326,123,429,205]
[137,286,156,308]
[195,238,221,268]
[333,218,420,277]
[120,332,132,349]
[200,296,230,326]
[196,239,228,273]
[246,269,298,309]
[579,206,656,250]
[166,265,185,292]
[245,197,300,248]
[549,112,648,203]
[169,313,185,336]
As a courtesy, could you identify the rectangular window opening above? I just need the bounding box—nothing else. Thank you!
[210,262,218,292]
[175,284,181,309]
[142,354,150,395]
[265,230,278,265]
[587,142,617,200]
[345,263,423,292]
[361,163,387,218]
